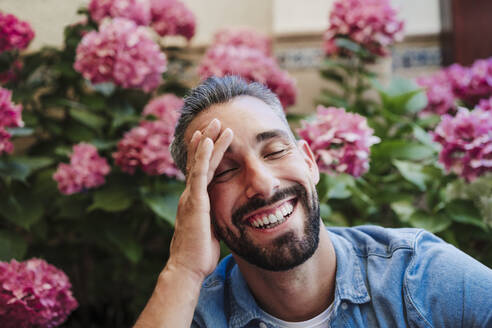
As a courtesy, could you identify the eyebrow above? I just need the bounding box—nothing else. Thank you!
[255,129,291,143]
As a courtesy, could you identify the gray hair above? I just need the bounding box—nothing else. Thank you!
[170,75,291,175]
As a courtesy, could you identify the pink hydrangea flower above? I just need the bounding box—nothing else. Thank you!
[0,258,78,328]
[297,106,380,177]
[0,127,13,154]
[198,45,297,109]
[446,58,492,104]
[53,143,110,195]
[417,71,456,116]
[74,18,167,92]
[433,107,492,182]
[143,93,183,120]
[0,60,23,85]
[150,0,196,40]
[0,12,35,52]
[323,0,404,57]
[113,120,183,178]
[213,28,272,56]
[477,96,492,111]
[88,0,152,25]
[0,87,23,128]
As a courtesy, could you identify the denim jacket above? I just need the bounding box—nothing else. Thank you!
[192,226,492,327]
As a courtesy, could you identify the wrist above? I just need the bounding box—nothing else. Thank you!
[160,260,207,289]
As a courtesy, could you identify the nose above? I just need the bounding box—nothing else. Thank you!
[244,157,280,199]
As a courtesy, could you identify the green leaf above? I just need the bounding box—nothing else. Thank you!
[390,199,415,223]
[393,160,428,191]
[65,121,96,142]
[409,211,452,233]
[0,230,27,261]
[69,107,106,130]
[111,103,139,130]
[0,189,44,229]
[89,182,135,212]
[319,203,332,220]
[412,125,440,151]
[372,140,435,161]
[11,156,54,172]
[0,159,30,182]
[335,38,363,54]
[445,200,486,230]
[141,192,180,225]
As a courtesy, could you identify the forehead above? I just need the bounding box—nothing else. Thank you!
[184,96,288,143]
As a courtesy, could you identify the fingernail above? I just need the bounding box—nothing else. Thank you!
[191,130,200,141]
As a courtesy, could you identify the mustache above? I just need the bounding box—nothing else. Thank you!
[231,183,307,227]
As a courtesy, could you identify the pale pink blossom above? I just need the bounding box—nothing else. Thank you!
[477,96,492,111]
[297,106,380,177]
[213,28,272,56]
[417,71,456,116]
[74,18,167,92]
[323,0,404,57]
[433,107,492,182]
[113,120,183,178]
[0,258,78,328]
[150,0,196,40]
[198,45,296,109]
[0,12,34,52]
[53,143,110,195]
[143,93,183,120]
[88,0,152,25]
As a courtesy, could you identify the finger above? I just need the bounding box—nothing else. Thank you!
[201,118,221,142]
[189,137,213,196]
[186,130,202,175]
[207,128,233,183]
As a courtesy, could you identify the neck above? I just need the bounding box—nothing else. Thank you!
[234,226,337,322]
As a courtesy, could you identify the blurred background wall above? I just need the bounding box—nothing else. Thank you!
[1,0,488,114]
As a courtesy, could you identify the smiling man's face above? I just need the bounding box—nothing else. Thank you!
[185,96,321,271]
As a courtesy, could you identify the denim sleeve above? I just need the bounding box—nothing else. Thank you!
[404,230,492,327]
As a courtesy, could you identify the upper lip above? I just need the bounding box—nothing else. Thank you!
[242,197,296,222]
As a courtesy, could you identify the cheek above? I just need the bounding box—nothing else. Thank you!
[209,185,236,222]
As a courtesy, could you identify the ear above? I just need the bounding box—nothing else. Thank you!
[297,139,320,184]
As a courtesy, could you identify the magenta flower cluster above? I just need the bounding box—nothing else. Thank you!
[0,11,35,52]
[0,87,23,155]
[113,94,183,178]
[417,71,456,116]
[198,28,297,109]
[433,108,492,182]
[0,258,78,328]
[88,0,196,40]
[446,58,492,104]
[150,0,196,40]
[74,18,167,92]
[297,106,380,177]
[323,0,404,57]
[53,143,110,195]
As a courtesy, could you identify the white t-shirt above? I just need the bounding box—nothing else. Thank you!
[259,303,334,328]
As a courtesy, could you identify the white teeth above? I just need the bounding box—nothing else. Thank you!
[250,201,295,228]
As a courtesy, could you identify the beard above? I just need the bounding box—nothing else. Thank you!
[212,182,320,272]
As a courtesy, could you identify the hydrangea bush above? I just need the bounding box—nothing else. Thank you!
[317,0,492,270]
[0,5,193,327]
[198,28,297,109]
[0,258,78,328]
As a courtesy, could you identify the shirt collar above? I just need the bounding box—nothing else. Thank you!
[227,229,371,327]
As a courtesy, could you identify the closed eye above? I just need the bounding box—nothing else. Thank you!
[265,149,286,158]
[214,167,237,179]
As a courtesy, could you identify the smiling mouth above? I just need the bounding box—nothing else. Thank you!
[245,198,297,230]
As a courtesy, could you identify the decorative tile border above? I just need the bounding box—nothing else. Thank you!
[275,46,442,70]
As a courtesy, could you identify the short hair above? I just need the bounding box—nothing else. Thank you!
[170,75,291,175]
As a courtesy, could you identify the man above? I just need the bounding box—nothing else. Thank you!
[134,76,492,328]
